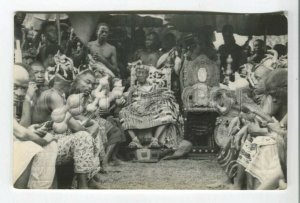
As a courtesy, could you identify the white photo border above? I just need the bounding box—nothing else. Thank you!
[1,0,298,202]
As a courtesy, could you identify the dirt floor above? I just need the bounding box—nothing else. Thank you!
[98,158,231,189]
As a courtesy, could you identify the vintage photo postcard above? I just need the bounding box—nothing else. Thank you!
[13,11,288,190]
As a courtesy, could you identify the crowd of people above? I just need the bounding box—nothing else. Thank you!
[13,13,288,190]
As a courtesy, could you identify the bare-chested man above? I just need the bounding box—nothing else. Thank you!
[17,61,50,128]
[69,70,125,170]
[31,67,101,189]
[88,23,119,76]
[13,64,57,189]
[133,31,161,66]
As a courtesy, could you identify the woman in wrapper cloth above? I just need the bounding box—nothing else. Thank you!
[119,65,181,149]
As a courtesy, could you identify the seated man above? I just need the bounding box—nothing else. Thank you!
[20,61,49,128]
[68,69,125,169]
[13,64,57,189]
[28,61,48,91]
[233,69,287,190]
[247,39,266,64]
[119,66,180,149]
[31,65,101,189]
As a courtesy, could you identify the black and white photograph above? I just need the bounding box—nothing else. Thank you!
[12,11,290,190]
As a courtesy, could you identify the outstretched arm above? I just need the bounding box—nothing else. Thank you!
[13,119,49,146]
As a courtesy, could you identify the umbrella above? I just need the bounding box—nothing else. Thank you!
[165,12,287,36]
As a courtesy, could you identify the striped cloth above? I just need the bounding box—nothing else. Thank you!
[119,87,179,130]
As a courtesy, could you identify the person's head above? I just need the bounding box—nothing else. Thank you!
[273,44,287,58]
[97,23,109,43]
[14,13,26,26]
[243,45,252,57]
[162,33,176,51]
[254,66,273,83]
[261,69,287,119]
[145,32,160,51]
[136,67,149,84]
[253,39,264,55]
[29,61,45,86]
[71,70,96,96]
[222,25,235,44]
[41,22,58,44]
[22,54,35,66]
[14,64,29,103]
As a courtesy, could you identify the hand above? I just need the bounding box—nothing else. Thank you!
[24,128,49,146]
[239,112,256,123]
[115,97,126,106]
[28,124,47,138]
[227,117,240,136]
[93,54,106,63]
[233,125,248,150]
[86,122,99,138]
[43,133,57,143]
[26,82,38,99]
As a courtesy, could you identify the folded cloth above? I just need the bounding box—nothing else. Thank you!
[237,133,284,184]
[13,140,43,184]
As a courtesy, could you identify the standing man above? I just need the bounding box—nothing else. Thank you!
[218,25,247,81]
[133,31,161,66]
[88,23,119,76]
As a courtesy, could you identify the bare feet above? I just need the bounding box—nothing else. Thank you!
[149,137,160,149]
[128,137,143,149]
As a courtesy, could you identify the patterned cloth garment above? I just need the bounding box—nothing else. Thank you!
[55,131,100,180]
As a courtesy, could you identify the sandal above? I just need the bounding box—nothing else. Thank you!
[149,138,161,149]
[128,137,143,149]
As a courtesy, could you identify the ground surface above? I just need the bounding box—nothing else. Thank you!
[98,158,231,189]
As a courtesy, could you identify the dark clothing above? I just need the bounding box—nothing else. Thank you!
[248,53,266,64]
[218,43,247,81]
[106,116,126,145]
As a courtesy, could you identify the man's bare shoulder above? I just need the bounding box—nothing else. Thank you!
[106,42,116,51]
[39,89,63,103]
